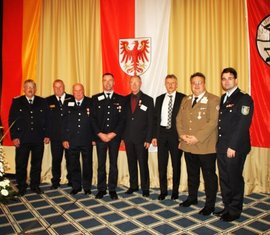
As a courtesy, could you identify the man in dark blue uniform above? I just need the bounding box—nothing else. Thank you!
[215,67,254,221]
[9,79,50,196]
[152,74,185,200]
[46,79,73,189]
[123,75,154,197]
[62,83,93,195]
[91,73,125,200]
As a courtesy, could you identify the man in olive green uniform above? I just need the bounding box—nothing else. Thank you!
[176,72,220,216]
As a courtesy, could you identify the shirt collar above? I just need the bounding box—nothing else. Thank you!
[167,91,176,98]
[226,86,238,97]
[26,96,34,102]
[75,98,84,103]
[193,91,205,100]
[56,93,65,99]
[104,91,113,97]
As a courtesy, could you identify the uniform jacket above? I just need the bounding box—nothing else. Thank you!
[216,88,254,155]
[91,92,126,142]
[176,91,220,154]
[153,92,185,139]
[123,91,154,144]
[62,96,93,146]
[46,93,73,141]
[8,95,49,144]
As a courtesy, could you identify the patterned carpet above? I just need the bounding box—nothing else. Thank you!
[0,182,269,235]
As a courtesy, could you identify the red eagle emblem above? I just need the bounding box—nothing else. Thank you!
[119,38,151,76]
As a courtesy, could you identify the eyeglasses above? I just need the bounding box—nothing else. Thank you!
[191,81,204,85]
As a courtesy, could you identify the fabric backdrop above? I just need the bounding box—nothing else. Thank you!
[1,0,269,194]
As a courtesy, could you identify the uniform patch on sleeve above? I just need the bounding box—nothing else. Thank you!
[241,106,250,115]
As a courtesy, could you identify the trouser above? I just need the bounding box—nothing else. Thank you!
[217,152,247,216]
[96,139,121,191]
[125,140,149,191]
[158,128,182,194]
[184,152,218,208]
[69,145,93,191]
[51,140,71,185]
[15,142,44,190]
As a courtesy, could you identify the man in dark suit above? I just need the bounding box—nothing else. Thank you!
[9,79,50,196]
[46,79,73,189]
[123,75,154,197]
[152,74,185,200]
[62,83,93,195]
[91,73,125,200]
[215,67,254,222]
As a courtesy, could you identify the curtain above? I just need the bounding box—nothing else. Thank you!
[2,0,269,194]
[37,0,102,97]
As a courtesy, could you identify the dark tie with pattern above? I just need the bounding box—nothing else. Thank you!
[192,97,198,108]
[167,95,173,129]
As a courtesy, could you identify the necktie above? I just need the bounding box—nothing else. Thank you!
[58,97,62,106]
[167,95,173,129]
[106,93,111,100]
[131,95,137,113]
[192,97,198,108]
[77,102,80,106]
[223,94,228,104]
[29,99,33,105]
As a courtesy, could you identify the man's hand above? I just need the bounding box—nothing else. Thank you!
[12,138,20,148]
[62,141,70,149]
[181,135,198,145]
[187,135,199,145]
[227,148,236,158]
[44,137,50,144]
[107,132,117,141]
[144,142,150,149]
[98,132,110,142]
[151,138,157,147]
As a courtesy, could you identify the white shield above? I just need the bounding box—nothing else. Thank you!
[241,106,250,115]
[119,37,151,76]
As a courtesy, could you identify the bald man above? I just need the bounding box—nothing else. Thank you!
[62,83,93,195]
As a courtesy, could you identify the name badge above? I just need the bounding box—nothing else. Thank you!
[98,95,105,101]
[140,104,147,111]
[68,102,75,106]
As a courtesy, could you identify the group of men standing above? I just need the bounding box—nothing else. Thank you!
[8,67,253,222]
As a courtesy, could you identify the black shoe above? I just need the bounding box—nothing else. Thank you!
[142,190,150,197]
[171,193,178,200]
[31,187,44,194]
[213,209,226,217]
[179,199,198,207]
[109,191,118,200]
[19,188,26,196]
[199,207,215,216]
[50,184,60,189]
[220,212,240,222]
[84,189,91,195]
[70,188,82,195]
[95,190,107,199]
[158,193,167,200]
[125,188,139,194]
